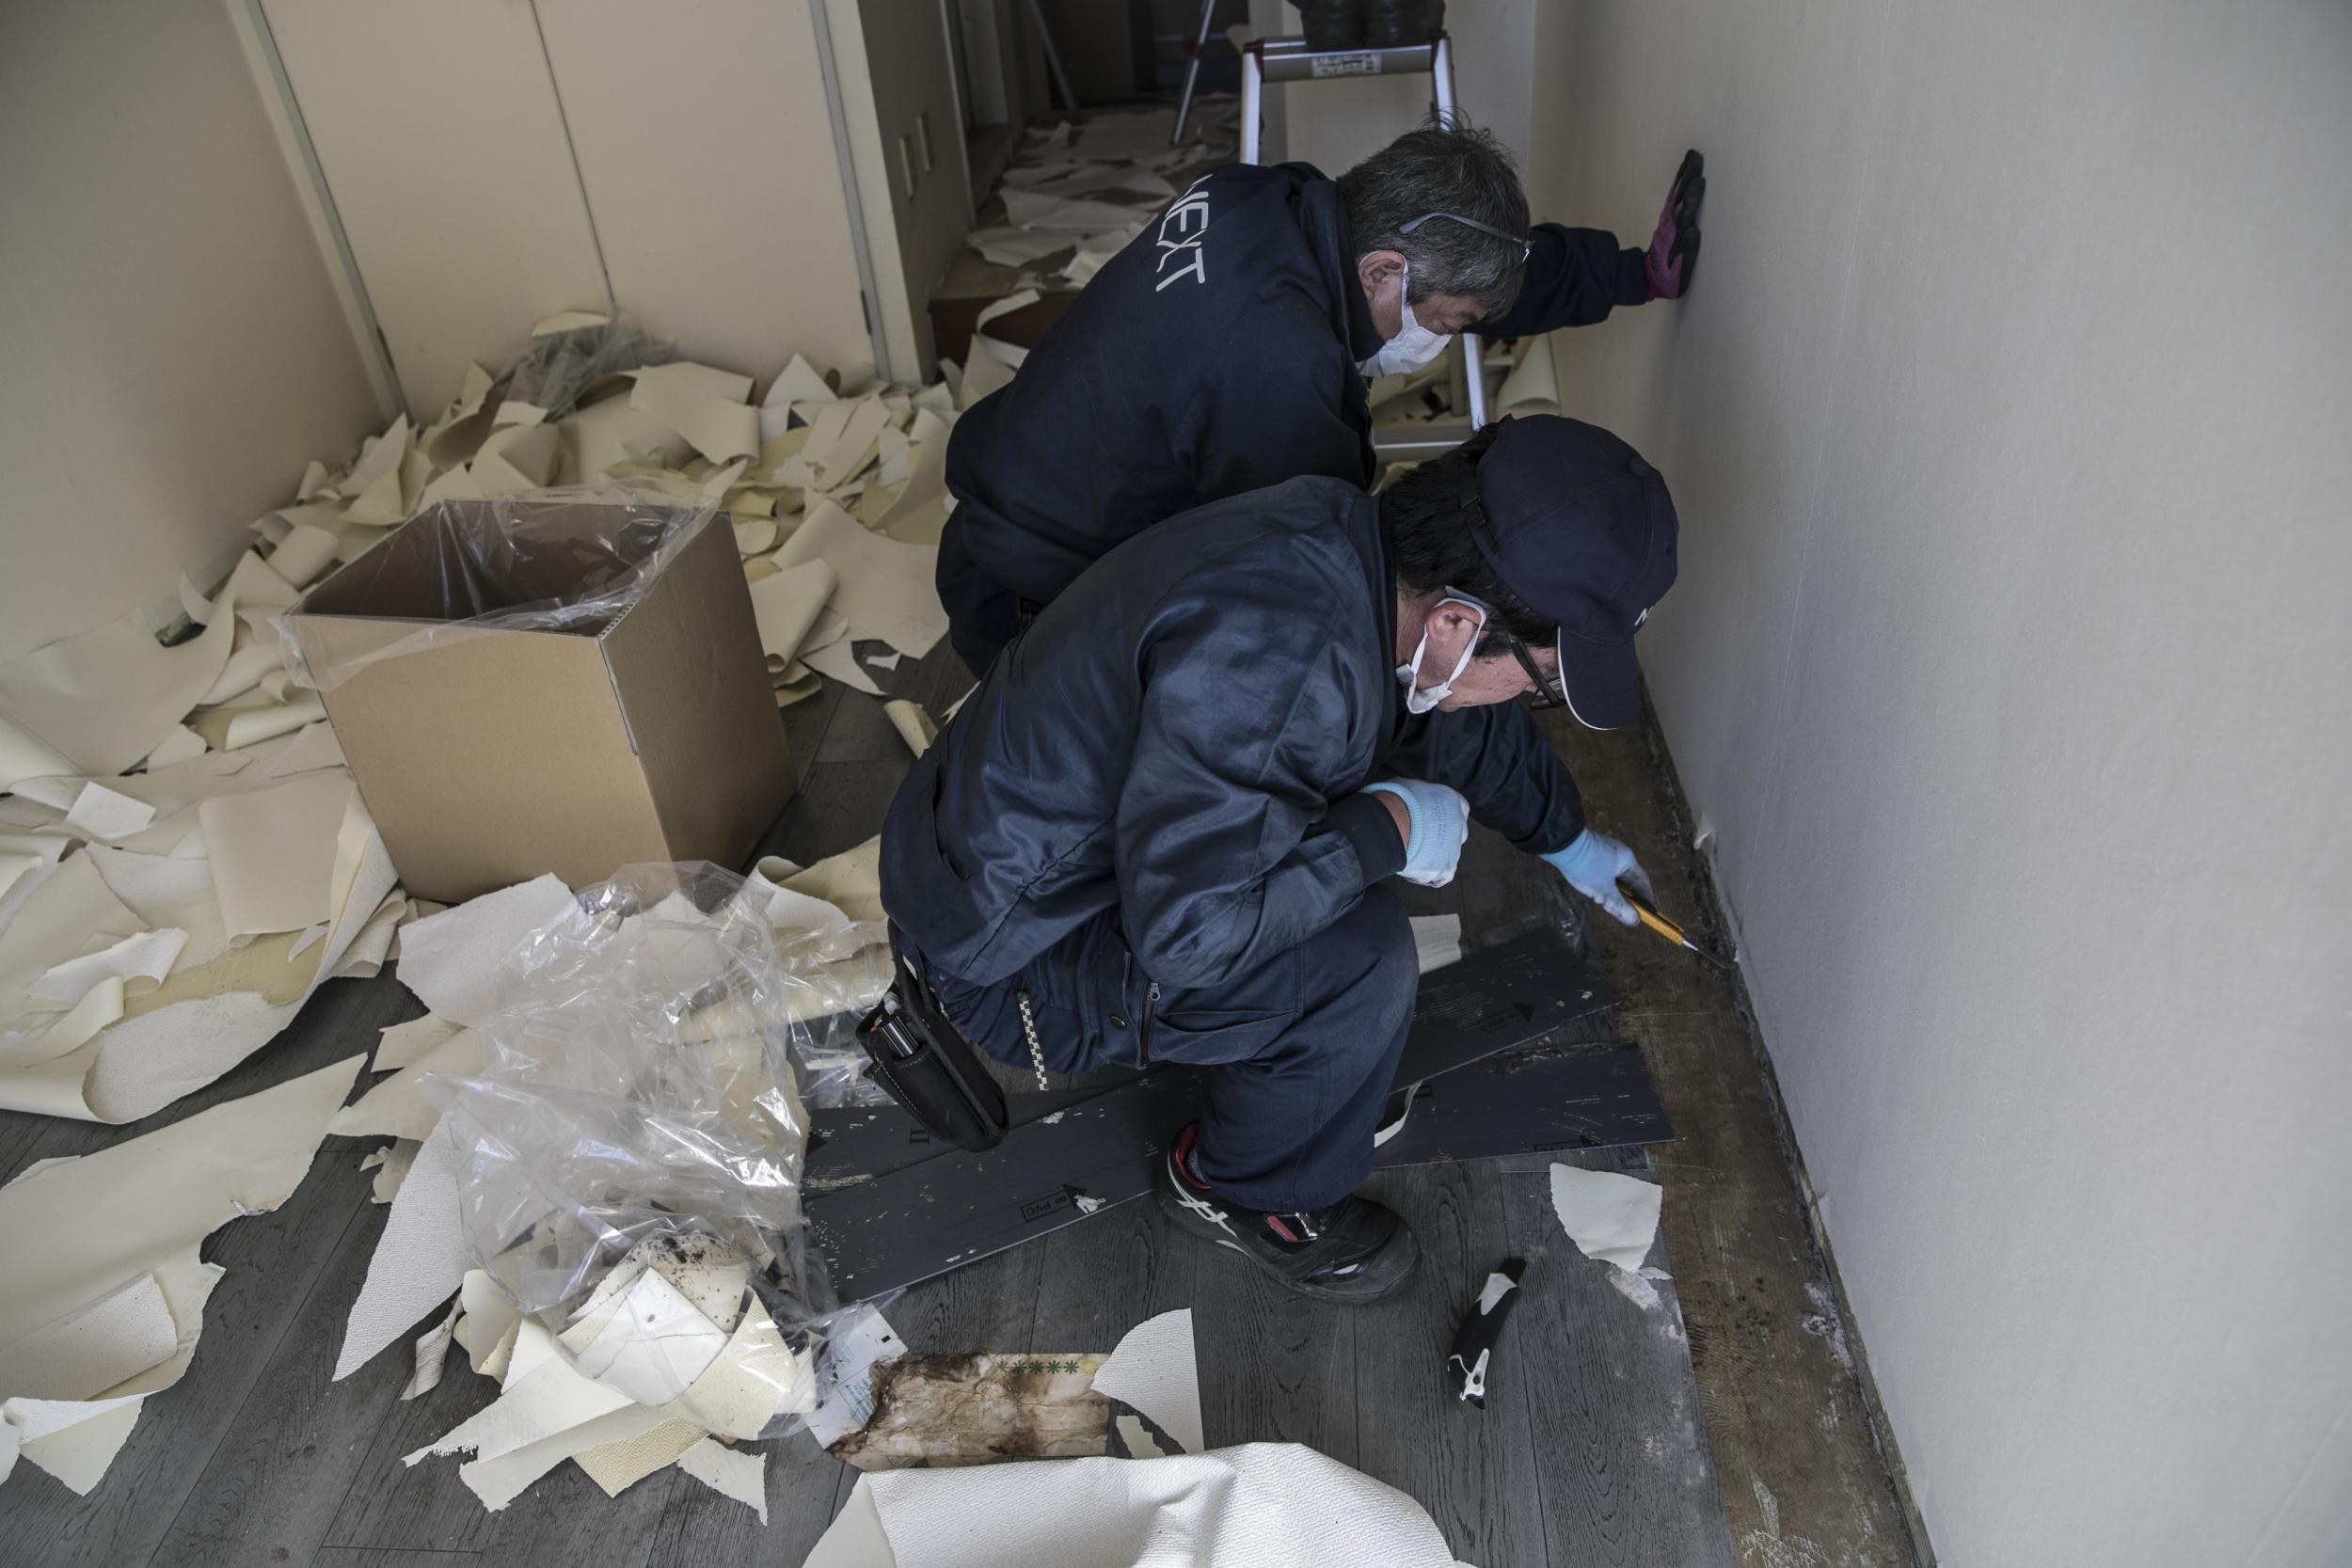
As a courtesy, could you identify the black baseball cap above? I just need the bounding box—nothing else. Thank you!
[1469,416,1679,730]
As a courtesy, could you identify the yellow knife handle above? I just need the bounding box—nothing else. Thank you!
[1618,879,1690,947]
[1632,903,1688,946]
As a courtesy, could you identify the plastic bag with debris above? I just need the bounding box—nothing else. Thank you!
[737,850,897,1107]
[497,315,674,416]
[773,924,895,1108]
[425,863,827,1340]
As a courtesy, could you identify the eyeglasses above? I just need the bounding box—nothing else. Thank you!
[1398,211,1533,263]
[1499,627,1567,710]
[1442,589,1566,710]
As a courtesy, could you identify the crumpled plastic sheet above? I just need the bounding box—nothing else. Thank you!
[779,925,893,1109]
[424,863,828,1348]
[497,317,675,418]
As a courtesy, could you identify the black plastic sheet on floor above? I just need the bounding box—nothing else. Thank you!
[806,928,1671,1297]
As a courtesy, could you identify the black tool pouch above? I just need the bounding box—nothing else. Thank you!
[856,952,1009,1152]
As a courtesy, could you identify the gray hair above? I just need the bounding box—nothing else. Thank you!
[1338,119,1531,315]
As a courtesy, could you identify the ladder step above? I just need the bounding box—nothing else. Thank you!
[1248,35,1442,85]
[1373,418,1481,460]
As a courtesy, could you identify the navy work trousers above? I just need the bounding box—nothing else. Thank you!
[913,889,1419,1212]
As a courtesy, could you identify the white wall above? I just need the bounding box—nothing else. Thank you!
[0,0,384,662]
[1523,3,2352,1565]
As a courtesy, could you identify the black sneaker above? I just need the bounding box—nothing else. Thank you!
[1153,1124,1419,1304]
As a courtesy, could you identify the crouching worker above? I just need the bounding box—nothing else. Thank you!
[877,415,1679,1303]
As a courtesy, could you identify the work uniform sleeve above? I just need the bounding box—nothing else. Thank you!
[1115,595,1403,990]
[1471,224,1651,339]
[1384,702,1588,855]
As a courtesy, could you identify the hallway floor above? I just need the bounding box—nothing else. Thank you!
[0,640,1918,1566]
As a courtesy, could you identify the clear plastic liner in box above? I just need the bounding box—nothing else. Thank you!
[277,489,710,692]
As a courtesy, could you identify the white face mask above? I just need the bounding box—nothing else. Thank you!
[1395,595,1487,714]
[1357,261,1451,378]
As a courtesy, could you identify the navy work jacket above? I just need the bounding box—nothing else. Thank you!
[884,476,1589,992]
[937,161,1648,670]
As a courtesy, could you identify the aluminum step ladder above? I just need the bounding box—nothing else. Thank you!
[1235,32,1492,436]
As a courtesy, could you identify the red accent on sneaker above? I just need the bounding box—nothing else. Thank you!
[1263,1214,1299,1243]
[1173,1125,1212,1191]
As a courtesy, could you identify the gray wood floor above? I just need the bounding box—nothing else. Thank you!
[0,638,1901,1567]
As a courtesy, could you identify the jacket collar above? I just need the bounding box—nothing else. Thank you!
[1285,166,1386,362]
[1351,488,1429,747]
[1346,489,1400,675]
[1341,262,1385,362]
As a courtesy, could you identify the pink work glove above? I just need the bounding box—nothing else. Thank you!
[1644,150,1707,301]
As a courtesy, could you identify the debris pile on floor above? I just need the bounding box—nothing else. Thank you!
[807,1448,1468,1568]
[276,310,970,717]
[0,309,992,1503]
[324,859,921,1515]
[966,104,1238,291]
[317,313,966,713]
[797,1307,1480,1567]
[0,628,406,1123]
[819,1307,1203,1473]
[1,300,998,1023]
[0,519,403,1495]
[807,1443,1475,1568]
[0,305,974,1129]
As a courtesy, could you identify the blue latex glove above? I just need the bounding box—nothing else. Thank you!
[1541,829,1654,926]
[1361,779,1470,887]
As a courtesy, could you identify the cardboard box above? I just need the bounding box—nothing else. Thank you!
[286,498,794,904]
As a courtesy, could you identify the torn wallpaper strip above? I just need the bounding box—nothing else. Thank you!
[755,836,884,926]
[333,1121,470,1381]
[391,874,576,1029]
[1548,1163,1664,1274]
[0,808,396,1122]
[0,582,241,791]
[331,1023,483,1142]
[0,1054,361,1495]
[1089,1308,1203,1456]
[836,1443,1464,1568]
[771,499,948,658]
[372,1012,466,1072]
[675,1436,766,1522]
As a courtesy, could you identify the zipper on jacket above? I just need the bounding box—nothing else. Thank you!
[1138,979,1160,1066]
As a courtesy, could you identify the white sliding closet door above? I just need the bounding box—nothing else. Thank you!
[260,0,612,414]
[531,0,876,381]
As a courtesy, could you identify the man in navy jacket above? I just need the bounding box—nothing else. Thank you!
[937,124,1705,673]
[882,416,1680,1302]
